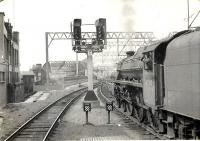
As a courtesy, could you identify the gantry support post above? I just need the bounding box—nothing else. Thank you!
[45,32,49,90]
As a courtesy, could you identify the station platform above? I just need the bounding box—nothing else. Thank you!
[23,82,88,103]
[50,89,146,140]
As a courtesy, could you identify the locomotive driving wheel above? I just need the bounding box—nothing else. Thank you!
[134,106,144,122]
[134,93,144,122]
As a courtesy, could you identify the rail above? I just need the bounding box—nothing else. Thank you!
[4,83,99,141]
[98,82,168,140]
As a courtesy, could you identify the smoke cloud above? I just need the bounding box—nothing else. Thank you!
[121,0,135,31]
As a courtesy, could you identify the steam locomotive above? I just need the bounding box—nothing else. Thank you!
[113,29,200,139]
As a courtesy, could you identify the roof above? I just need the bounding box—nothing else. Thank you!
[0,12,5,16]
[143,30,191,53]
[143,42,160,53]
[143,37,171,53]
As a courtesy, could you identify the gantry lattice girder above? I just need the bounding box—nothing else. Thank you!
[46,32,155,46]
[47,32,154,40]
[106,40,149,46]
[95,52,126,57]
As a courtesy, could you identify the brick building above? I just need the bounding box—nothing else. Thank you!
[0,12,21,107]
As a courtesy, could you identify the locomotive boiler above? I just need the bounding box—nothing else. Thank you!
[117,49,144,82]
[113,29,200,139]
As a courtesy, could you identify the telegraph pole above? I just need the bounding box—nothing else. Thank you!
[187,0,190,29]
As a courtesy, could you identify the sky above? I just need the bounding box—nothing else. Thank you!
[0,0,200,71]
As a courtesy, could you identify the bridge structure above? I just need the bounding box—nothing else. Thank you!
[45,31,155,86]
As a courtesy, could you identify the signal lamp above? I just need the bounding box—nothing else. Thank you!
[73,19,82,40]
[95,18,106,41]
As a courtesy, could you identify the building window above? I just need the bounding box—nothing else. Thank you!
[0,72,5,82]
[4,36,8,60]
[143,53,153,70]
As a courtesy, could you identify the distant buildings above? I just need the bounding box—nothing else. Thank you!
[49,61,86,79]
[31,64,42,82]
[31,61,87,86]
[0,12,20,107]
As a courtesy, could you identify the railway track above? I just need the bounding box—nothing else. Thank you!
[4,85,98,141]
[98,82,168,140]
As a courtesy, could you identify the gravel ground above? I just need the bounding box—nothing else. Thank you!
[0,83,86,141]
[49,94,132,140]
[0,81,157,140]
[49,88,154,140]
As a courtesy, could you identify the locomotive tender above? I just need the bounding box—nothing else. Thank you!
[113,29,200,139]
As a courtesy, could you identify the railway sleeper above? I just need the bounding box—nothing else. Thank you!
[22,128,49,132]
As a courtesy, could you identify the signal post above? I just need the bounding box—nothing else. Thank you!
[87,48,93,90]
[72,18,106,107]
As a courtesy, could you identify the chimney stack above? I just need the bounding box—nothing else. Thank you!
[13,31,19,45]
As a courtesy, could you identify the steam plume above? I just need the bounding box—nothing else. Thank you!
[121,0,135,31]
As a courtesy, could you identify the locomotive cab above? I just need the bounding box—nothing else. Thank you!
[142,30,200,138]
[142,32,185,109]
[142,41,167,109]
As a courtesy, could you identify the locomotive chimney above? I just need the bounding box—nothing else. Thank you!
[126,51,135,57]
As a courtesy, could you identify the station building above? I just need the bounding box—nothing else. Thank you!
[0,12,21,107]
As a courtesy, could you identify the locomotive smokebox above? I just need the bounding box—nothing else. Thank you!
[126,51,135,57]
